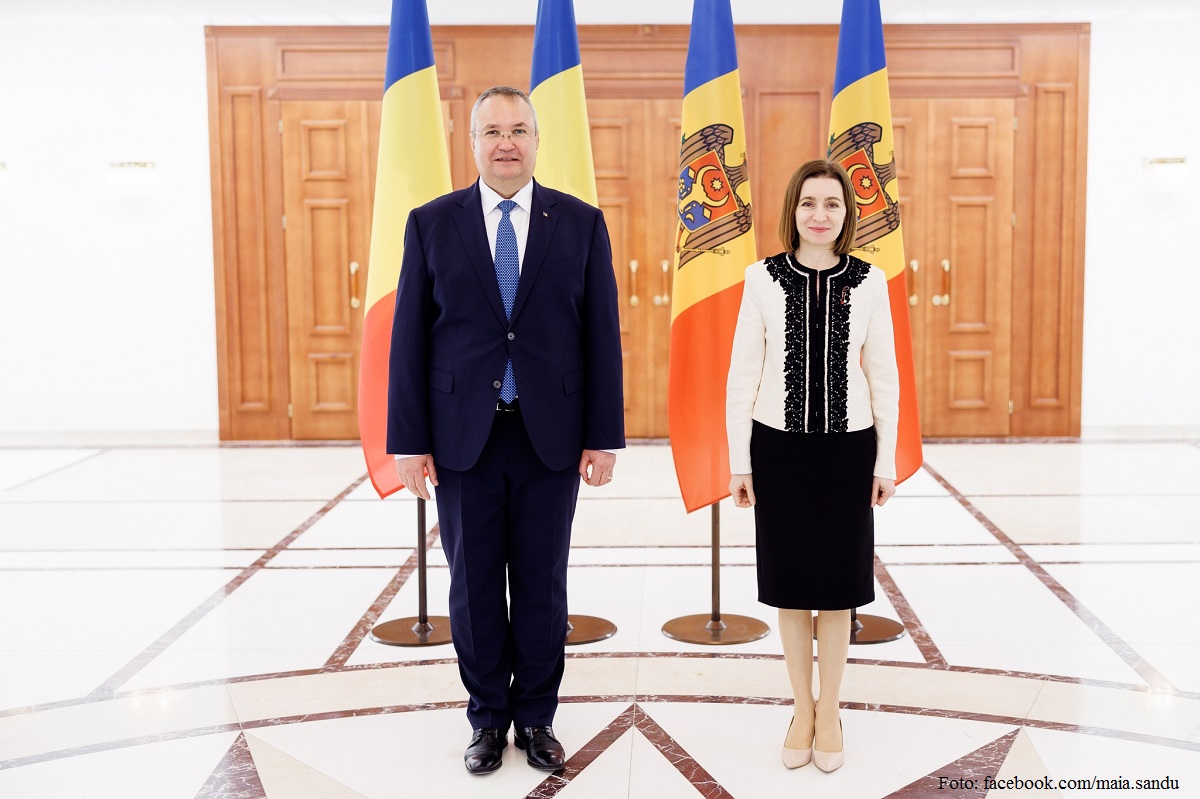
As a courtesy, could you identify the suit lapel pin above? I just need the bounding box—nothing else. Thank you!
[542,211,549,218]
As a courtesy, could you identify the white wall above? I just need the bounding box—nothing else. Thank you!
[0,19,216,435]
[1,1,1197,438]
[1082,20,1200,432]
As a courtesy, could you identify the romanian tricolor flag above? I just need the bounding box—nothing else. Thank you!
[357,0,452,498]
[530,0,597,207]
[828,0,922,482]
[668,0,757,513]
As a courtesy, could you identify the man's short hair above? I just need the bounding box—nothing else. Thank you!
[470,86,539,134]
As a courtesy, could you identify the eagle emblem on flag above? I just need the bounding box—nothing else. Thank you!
[828,121,900,250]
[675,123,753,270]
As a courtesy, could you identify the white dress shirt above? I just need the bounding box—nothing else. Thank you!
[479,178,533,273]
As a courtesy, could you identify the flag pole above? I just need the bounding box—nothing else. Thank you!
[821,0,917,647]
[662,0,768,646]
[662,501,769,645]
[369,498,452,646]
[530,0,617,647]
[361,0,455,647]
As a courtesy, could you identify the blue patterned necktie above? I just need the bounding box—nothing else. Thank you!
[495,199,519,404]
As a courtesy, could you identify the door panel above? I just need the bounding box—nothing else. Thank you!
[926,98,1014,436]
[281,100,375,439]
[646,99,684,438]
[890,103,928,411]
[588,98,678,438]
[892,97,1014,437]
[210,27,1088,442]
[589,99,647,435]
[279,94,1014,441]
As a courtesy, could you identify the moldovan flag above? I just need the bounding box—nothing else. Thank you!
[530,0,597,207]
[828,0,923,482]
[357,0,452,498]
[668,0,757,513]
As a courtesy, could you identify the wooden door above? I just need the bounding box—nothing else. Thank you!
[589,97,680,438]
[895,97,1015,437]
[280,100,378,439]
[209,26,1088,442]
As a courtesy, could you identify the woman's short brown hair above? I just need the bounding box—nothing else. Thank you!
[777,159,858,257]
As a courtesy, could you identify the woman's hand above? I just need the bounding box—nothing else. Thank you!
[871,476,896,507]
[729,473,756,508]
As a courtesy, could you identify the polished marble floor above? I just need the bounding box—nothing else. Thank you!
[1,439,1199,797]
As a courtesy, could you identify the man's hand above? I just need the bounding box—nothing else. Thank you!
[579,450,616,487]
[396,455,438,500]
[729,473,755,508]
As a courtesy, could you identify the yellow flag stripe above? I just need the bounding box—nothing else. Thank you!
[530,65,598,207]
[670,68,756,323]
[828,68,905,280]
[365,66,453,311]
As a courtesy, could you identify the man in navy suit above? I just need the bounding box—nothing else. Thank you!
[387,86,624,775]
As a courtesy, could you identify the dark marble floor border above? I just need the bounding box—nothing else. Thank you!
[525,703,735,799]
[922,464,1176,692]
[883,728,1020,799]
[323,523,442,670]
[873,554,947,666]
[84,475,367,700]
[195,732,267,799]
[7,693,1198,776]
[0,450,106,492]
[9,645,1200,725]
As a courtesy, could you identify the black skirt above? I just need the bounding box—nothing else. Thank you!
[750,421,876,610]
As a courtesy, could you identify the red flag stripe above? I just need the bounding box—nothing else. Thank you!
[667,282,745,513]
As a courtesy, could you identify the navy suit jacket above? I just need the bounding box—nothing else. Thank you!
[386,180,625,472]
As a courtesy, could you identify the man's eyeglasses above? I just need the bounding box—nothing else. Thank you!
[471,128,534,143]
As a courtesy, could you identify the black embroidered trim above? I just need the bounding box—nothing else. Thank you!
[765,252,872,433]
[764,253,808,432]
[826,255,872,432]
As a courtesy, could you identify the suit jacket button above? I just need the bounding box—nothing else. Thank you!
[507,332,516,341]
[493,380,503,389]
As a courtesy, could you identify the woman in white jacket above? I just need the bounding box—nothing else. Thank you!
[726,159,899,773]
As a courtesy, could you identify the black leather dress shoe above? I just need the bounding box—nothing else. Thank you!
[514,725,566,770]
[464,728,506,774]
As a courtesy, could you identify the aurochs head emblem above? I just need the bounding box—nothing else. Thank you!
[675,123,753,270]
[828,122,901,252]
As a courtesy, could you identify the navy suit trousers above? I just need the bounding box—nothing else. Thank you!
[434,407,580,730]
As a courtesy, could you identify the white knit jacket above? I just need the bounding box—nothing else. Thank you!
[726,252,900,478]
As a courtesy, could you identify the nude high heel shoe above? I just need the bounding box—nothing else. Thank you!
[812,718,844,773]
[781,715,812,769]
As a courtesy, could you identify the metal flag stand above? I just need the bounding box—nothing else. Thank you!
[662,503,769,645]
[565,614,617,646]
[369,498,452,647]
[814,609,907,645]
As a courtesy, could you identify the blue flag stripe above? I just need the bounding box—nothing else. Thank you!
[683,0,739,96]
[832,0,888,96]
[530,0,583,91]
[384,0,436,92]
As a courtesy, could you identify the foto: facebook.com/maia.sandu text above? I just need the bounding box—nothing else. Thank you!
[938,774,1180,792]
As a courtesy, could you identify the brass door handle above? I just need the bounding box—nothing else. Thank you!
[939,258,950,305]
[654,259,671,306]
[629,259,640,307]
[908,259,919,306]
[349,261,361,309]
